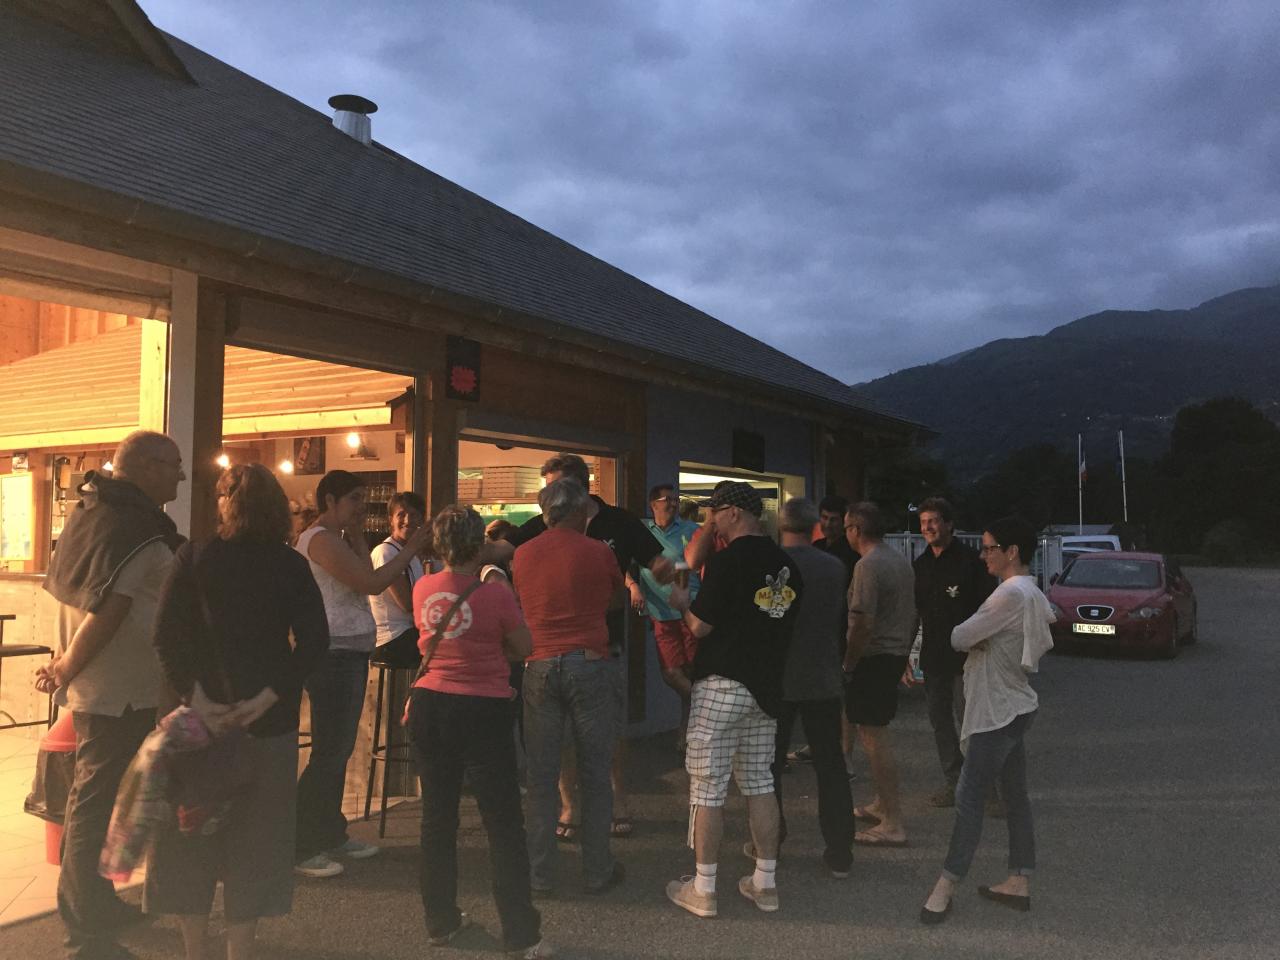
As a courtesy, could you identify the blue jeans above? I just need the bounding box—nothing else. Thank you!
[296,649,369,861]
[943,710,1037,880]
[522,652,617,889]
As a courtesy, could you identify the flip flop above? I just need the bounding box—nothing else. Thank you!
[555,821,578,843]
[854,827,908,848]
[853,805,882,822]
[610,816,634,838]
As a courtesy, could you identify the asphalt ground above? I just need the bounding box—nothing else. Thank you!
[5,566,1278,959]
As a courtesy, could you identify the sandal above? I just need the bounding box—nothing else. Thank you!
[555,821,578,843]
[610,816,634,838]
[853,805,882,822]
[854,826,908,848]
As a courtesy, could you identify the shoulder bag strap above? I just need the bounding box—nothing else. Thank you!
[410,579,484,685]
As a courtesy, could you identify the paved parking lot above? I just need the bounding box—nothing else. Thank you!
[5,566,1278,959]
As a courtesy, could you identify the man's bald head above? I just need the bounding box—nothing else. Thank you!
[112,431,185,506]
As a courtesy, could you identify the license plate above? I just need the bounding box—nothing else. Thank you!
[1073,623,1115,635]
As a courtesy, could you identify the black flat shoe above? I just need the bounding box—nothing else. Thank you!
[978,885,1031,912]
[919,900,952,925]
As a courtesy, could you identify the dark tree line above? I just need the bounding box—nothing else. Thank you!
[860,396,1280,559]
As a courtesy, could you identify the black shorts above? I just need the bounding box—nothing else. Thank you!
[844,654,909,727]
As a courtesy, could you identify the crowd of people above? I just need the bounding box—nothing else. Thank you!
[37,429,1056,959]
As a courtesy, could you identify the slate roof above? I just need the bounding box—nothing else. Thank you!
[0,8,911,428]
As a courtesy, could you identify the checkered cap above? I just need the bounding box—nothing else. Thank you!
[698,481,763,516]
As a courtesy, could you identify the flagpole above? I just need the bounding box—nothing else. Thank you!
[1077,433,1084,535]
[1119,430,1129,523]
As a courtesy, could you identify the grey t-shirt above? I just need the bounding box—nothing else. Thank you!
[782,545,846,701]
[847,542,917,657]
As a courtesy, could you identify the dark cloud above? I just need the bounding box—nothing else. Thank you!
[144,0,1280,383]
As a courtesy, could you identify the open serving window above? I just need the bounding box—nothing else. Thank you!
[457,436,618,529]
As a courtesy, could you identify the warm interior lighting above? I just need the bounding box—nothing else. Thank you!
[346,432,362,449]
[278,459,295,474]
[102,460,113,473]
[215,453,231,469]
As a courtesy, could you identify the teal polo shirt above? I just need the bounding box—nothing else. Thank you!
[639,517,701,621]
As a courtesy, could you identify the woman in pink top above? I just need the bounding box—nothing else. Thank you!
[407,506,550,959]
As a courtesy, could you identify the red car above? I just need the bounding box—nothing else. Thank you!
[1047,551,1197,659]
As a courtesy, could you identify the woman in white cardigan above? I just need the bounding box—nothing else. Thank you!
[920,515,1054,924]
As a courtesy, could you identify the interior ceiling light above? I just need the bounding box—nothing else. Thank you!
[216,453,231,469]
[279,459,295,474]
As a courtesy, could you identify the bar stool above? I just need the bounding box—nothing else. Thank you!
[363,660,416,837]
[0,614,56,730]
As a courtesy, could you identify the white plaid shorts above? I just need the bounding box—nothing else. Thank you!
[685,675,777,808]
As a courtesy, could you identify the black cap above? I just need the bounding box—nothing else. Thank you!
[698,481,763,517]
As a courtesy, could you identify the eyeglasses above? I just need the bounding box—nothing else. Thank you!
[979,544,1007,555]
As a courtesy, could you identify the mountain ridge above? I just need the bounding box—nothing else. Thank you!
[856,284,1280,480]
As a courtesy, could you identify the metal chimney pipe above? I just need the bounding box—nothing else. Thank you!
[328,94,378,145]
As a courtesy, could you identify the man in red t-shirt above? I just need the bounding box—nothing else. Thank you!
[513,479,625,896]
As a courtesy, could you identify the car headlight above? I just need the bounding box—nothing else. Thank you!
[1048,602,1064,620]
[1127,606,1164,620]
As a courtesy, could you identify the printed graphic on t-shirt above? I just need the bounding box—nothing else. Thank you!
[753,567,797,619]
[420,592,474,639]
[946,585,960,598]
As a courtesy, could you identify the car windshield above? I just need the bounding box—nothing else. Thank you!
[1060,558,1161,590]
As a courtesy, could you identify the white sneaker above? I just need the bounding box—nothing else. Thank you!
[295,854,344,878]
[739,875,779,912]
[330,838,380,860]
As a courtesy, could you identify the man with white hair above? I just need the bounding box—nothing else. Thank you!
[513,478,626,896]
[40,430,187,960]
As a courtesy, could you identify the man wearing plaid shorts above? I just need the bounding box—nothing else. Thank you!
[662,482,803,918]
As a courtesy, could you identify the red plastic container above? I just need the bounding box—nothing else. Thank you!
[40,712,77,865]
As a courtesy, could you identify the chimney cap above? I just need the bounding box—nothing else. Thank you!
[328,94,378,115]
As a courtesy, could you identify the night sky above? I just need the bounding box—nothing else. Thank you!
[142,0,1280,383]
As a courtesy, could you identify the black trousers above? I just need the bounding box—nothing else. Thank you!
[410,688,540,952]
[924,671,965,787]
[58,706,156,958]
[772,697,854,872]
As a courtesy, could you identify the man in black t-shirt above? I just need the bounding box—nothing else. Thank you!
[663,482,802,919]
[492,454,671,839]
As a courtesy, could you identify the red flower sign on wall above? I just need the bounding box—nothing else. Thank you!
[450,365,477,396]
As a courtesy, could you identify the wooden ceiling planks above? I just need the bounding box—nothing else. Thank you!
[0,324,414,450]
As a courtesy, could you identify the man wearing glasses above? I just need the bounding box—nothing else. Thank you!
[632,484,701,745]
[664,482,803,919]
[40,430,187,959]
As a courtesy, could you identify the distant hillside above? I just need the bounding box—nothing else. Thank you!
[857,285,1280,480]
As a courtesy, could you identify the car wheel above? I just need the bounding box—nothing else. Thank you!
[1160,618,1179,660]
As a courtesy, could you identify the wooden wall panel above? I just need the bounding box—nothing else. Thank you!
[0,294,38,364]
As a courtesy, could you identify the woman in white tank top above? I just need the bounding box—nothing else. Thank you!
[293,470,431,878]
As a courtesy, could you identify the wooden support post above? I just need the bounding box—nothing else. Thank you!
[426,369,459,517]
[166,272,224,540]
[138,317,168,432]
